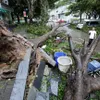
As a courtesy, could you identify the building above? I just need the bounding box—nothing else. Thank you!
[0,0,13,24]
[48,0,87,24]
[48,0,77,23]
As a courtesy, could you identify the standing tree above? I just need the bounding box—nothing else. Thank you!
[68,0,88,22]
[40,0,49,24]
[26,0,37,23]
[8,0,27,23]
[8,0,59,24]
[68,0,100,21]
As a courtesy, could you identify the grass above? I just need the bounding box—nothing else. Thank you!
[44,32,70,55]
[69,23,100,35]
[27,24,50,36]
[58,74,67,100]
[13,24,28,32]
[13,24,51,39]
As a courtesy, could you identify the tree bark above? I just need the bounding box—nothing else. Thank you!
[38,47,56,66]
[16,14,20,24]
[0,22,33,63]
[26,0,37,23]
[63,34,100,100]
[40,0,49,24]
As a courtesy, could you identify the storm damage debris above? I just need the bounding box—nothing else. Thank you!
[0,21,33,79]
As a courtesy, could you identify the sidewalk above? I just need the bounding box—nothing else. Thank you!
[58,25,100,52]
[0,79,15,100]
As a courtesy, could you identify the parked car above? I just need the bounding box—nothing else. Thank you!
[76,23,84,29]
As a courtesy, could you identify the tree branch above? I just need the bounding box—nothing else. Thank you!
[68,34,76,58]
[81,39,87,55]
[82,34,100,73]
[68,34,82,69]
[86,34,100,60]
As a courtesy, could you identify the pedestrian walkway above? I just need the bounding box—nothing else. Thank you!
[58,25,100,52]
[0,79,15,100]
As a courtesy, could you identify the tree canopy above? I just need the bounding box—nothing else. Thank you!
[68,0,100,20]
[8,0,59,18]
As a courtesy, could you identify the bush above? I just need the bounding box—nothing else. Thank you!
[27,25,50,36]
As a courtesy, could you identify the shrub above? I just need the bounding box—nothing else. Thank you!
[27,25,50,36]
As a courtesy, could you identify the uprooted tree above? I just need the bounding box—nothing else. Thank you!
[0,21,60,79]
[0,21,34,79]
[1,19,100,100]
[63,34,100,100]
[0,23,32,63]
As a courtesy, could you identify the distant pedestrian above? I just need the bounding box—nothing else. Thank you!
[87,27,97,47]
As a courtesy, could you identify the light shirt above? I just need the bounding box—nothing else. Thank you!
[89,30,96,39]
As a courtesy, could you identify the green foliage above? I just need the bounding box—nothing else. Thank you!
[68,0,100,18]
[58,74,67,100]
[65,11,71,16]
[48,0,59,8]
[27,25,50,36]
[68,23,77,30]
[44,33,70,54]
[89,91,100,100]
[55,0,68,8]
[82,25,100,35]
[93,52,100,58]
[44,38,55,54]
[69,23,100,35]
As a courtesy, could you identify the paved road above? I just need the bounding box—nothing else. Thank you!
[0,79,15,100]
[58,25,100,52]
[58,25,88,43]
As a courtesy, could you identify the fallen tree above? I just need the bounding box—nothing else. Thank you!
[63,34,100,100]
[0,21,34,63]
[0,21,61,79]
[0,21,33,79]
[30,24,61,67]
[28,24,100,100]
[3,21,100,100]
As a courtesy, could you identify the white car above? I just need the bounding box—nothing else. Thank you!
[76,23,84,29]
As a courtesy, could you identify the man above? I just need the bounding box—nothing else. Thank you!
[87,27,97,47]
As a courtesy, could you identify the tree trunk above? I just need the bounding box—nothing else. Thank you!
[26,0,37,23]
[16,14,20,24]
[63,35,100,100]
[79,11,82,23]
[30,24,64,67]
[40,0,49,24]
[38,47,56,66]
